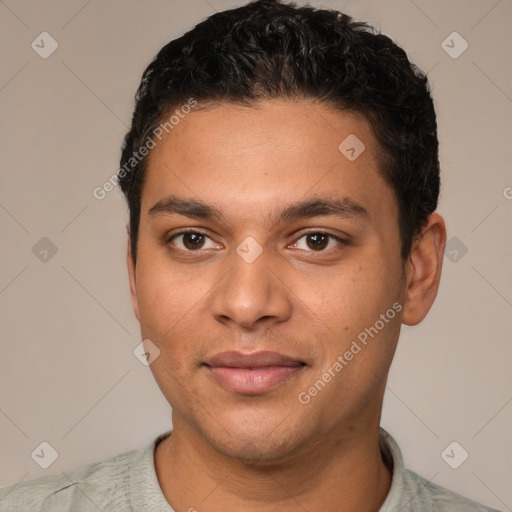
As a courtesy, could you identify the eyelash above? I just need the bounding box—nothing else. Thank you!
[165,229,348,254]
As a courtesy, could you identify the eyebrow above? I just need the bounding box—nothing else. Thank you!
[148,194,368,226]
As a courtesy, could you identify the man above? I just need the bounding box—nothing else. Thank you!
[0,0,501,510]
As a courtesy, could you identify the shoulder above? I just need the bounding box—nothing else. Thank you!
[0,446,141,512]
[378,428,502,512]
[400,468,502,512]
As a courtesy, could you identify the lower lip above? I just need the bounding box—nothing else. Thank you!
[205,365,305,394]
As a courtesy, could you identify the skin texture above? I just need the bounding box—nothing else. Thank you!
[127,99,446,512]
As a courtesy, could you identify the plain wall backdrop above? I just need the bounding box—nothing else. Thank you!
[0,0,511,509]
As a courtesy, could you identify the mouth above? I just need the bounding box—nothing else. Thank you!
[203,351,307,395]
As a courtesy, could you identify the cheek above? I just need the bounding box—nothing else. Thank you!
[301,255,402,352]
[135,257,200,341]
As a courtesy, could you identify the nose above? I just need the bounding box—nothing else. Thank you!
[209,245,293,330]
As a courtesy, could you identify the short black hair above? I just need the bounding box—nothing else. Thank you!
[119,0,440,265]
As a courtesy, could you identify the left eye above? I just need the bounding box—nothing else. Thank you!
[289,232,345,252]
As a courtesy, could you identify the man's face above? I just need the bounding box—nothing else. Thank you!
[128,100,408,462]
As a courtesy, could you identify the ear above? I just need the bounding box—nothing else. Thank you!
[401,212,447,326]
[126,232,140,322]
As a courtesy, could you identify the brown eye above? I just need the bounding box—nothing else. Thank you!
[290,232,346,252]
[182,232,205,250]
[305,233,329,251]
[167,231,219,251]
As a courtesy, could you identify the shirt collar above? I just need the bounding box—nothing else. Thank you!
[377,427,408,511]
[130,430,174,511]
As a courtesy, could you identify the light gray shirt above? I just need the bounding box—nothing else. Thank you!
[0,428,501,511]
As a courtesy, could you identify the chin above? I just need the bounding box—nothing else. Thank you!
[200,418,310,466]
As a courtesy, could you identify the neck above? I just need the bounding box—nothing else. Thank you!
[154,417,392,512]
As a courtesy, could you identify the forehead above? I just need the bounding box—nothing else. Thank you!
[141,100,396,228]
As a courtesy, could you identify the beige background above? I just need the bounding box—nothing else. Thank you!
[0,0,511,509]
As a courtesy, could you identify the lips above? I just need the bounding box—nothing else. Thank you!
[205,350,304,369]
[203,351,306,394]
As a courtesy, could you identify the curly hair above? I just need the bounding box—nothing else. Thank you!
[118,0,440,264]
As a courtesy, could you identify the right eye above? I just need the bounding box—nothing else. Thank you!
[166,230,222,252]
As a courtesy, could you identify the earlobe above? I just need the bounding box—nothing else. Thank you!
[401,213,447,326]
[126,233,140,321]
